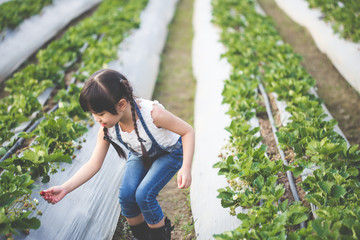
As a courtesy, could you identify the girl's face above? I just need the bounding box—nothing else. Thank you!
[91,99,127,128]
[92,111,121,128]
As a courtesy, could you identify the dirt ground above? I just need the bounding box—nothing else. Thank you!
[258,0,360,146]
[112,0,196,239]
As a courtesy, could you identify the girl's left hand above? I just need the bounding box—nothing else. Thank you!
[177,167,192,189]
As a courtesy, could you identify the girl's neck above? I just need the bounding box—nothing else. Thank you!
[118,102,136,132]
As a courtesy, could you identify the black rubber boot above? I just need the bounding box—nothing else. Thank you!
[130,221,151,240]
[149,217,174,240]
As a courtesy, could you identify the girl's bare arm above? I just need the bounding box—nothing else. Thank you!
[152,104,195,189]
[43,127,110,204]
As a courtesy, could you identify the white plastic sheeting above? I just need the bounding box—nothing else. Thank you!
[13,129,126,240]
[0,0,11,5]
[10,0,178,239]
[0,0,102,83]
[108,0,178,100]
[274,0,360,94]
[190,0,243,239]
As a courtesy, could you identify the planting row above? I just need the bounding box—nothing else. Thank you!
[0,0,148,237]
[212,0,360,239]
[0,0,53,33]
[0,0,147,147]
[274,0,360,96]
[305,0,360,43]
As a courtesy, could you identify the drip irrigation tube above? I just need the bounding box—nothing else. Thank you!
[258,82,305,229]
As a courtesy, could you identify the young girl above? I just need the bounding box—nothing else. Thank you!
[41,69,195,240]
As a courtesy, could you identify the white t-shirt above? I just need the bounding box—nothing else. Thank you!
[108,99,180,154]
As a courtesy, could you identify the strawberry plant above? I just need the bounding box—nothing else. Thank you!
[0,0,53,32]
[0,171,40,235]
[212,0,360,238]
[0,0,149,236]
[0,0,148,147]
[305,0,360,42]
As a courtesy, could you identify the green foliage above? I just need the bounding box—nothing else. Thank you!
[0,172,40,235]
[0,0,148,146]
[212,0,360,238]
[0,114,86,183]
[305,0,360,42]
[0,0,53,32]
[0,0,149,236]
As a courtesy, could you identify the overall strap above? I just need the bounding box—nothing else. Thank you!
[133,100,161,147]
[115,123,129,150]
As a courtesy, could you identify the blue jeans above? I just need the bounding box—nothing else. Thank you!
[119,147,183,224]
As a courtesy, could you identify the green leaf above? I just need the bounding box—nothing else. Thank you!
[288,212,308,225]
[23,150,39,163]
[279,199,288,212]
[0,208,8,224]
[274,185,285,199]
[0,223,10,235]
[349,144,359,154]
[319,181,333,194]
[17,132,35,139]
[311,219,330,236]
[254,175,264,191]
[305,193,325,206]
[22,217,40,229]
[292,166,304,178]
[217,188,233,201]
[330,185,346,198]
[0,195,16,208]
[11,213,40,230]
[46,151,72,163]
[0,147,6,156]
[237,213,248,221]
[346,167,359,177]
[213,161,225,168]
[287,232,301,240]
[41,175,50,183]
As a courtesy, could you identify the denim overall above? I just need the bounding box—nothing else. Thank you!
[117,101,183,224]
[114,101,182,159]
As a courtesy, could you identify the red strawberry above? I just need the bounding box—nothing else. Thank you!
[40,191,45,196]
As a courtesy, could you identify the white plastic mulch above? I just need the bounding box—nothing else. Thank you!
[190,0,243,239]
[274,0,360,94]
[0,0,102,83]
[108,0,178,100]
[0,0,11,5]
[13,0,178,239]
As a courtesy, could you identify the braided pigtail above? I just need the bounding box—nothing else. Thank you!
[122,80,153,168]
[103,127,126,159]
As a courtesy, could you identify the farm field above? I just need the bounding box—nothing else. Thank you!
[0,0,359,239]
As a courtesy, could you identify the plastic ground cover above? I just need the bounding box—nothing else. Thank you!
[190,0,243,238]
[9,0,178,239]
[0,0,11,5]
[0,0,102,83]
[274,0,360,94]
[190,0,356,238]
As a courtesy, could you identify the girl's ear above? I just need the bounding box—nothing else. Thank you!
[117,99,128,112]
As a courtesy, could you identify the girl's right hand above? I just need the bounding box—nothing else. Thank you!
[41,186,68,204]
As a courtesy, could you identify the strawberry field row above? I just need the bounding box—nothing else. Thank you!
[0,0,53,33]
[212,0,360,239]
[0,0,148,237]
[305,0,360,43]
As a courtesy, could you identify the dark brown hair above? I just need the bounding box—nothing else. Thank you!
[79,69,152,168]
